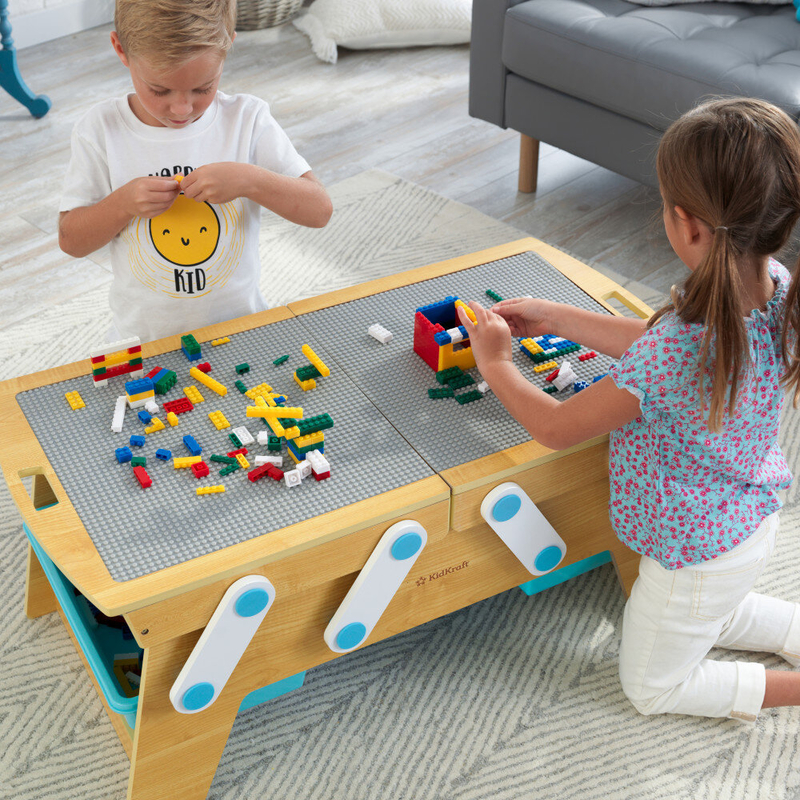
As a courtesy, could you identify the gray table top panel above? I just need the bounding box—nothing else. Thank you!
[17,317,434,582]
[295,251,619,474]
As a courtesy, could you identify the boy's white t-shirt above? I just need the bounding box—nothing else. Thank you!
[59,92,311,342]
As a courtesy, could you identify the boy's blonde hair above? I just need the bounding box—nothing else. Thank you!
[650,97,800,432]
[115,0,236,70]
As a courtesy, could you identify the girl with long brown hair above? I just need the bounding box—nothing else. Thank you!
[459,98,800,721]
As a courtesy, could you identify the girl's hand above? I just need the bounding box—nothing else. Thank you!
[492,297,556,339]
[457,301,514,374]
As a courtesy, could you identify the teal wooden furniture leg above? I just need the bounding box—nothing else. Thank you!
[0,0,51,118]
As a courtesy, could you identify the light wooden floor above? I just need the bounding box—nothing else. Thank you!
[4,18,790,333]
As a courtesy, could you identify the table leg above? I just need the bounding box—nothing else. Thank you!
[25,542,57,618]
[127,636,241,800]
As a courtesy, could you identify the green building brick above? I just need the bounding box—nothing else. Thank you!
[436,367,463,385]
[219,463,241,477]
[153,369,177,395]
[448,373,475,390]
[267,435,282,452]
[228,432,242,449]
[181,334,201,355]
[272,354,290,366]
[295,364,321,382]
[234,380,247,394]
[235,363,250,375]
[296,413,334,436]
[455,390,482,405]
[485,289,504,303]
[131,456,147,467]
[428,386,455,399]
[210,454,237,464]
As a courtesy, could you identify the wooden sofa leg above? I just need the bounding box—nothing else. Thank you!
[518,134,540,193]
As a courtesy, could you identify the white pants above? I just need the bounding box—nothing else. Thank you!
[619,512,800,722]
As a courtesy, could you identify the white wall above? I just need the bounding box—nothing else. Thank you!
[7,0,114,49]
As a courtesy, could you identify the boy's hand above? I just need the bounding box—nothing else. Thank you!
[457,301,514,374]
[120,177,181,218]
[492,297,555,339]
[181,163,251,204]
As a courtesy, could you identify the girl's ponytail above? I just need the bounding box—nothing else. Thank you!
[652,98,800,432]
[688,228,748,431]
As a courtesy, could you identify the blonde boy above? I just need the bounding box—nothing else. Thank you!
[59,0,332,342]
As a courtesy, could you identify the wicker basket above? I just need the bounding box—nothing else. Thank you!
[236,0,304,29]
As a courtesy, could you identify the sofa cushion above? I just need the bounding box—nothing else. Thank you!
[503,0,800,130]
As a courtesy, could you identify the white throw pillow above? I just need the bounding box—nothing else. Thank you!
[293,0,472,64]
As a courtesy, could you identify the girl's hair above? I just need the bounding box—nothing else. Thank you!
[651,97,800,432]
[115,0,236,71]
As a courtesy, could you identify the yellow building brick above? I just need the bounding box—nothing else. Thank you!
[208,410,230,431]
[184,385,204,404]
[65,391,85,410]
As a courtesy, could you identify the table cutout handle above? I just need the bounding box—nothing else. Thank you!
[600,289,652,320]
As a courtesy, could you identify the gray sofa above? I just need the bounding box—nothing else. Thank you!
[469,0,800,191]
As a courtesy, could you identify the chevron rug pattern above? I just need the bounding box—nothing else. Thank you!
[1,170,798,800]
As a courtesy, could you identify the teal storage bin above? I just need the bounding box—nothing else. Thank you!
[24,523,305,729]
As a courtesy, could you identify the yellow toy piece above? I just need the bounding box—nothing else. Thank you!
[190,366,227,396]
[247,401,303,420]
[533,360,558,373]
[196,485,226,495]
[211,337,230,346]
[294,374,317,392]
[65,391,85,410]
[144,417,165,434]
[235,454,250,470]
[184,385,204,404]
[520,337,544,355]
[246,400,301,440]
[301,344,331,377]
[174,456,202,469]
[208,410,230,431]
[294,430,324,449]
[245,383,273,401]
[454,299,477,324]
[167,411,180,427]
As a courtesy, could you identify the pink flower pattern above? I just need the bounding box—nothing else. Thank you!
[607,260,793,569]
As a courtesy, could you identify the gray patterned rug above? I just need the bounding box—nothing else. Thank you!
[1,170,798,800]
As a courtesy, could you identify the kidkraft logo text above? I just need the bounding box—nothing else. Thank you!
[416,560,469,586]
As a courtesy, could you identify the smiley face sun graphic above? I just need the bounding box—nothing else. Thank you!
[149,179,221,267]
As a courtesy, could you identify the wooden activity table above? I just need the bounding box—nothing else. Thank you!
[0,239,650,800]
